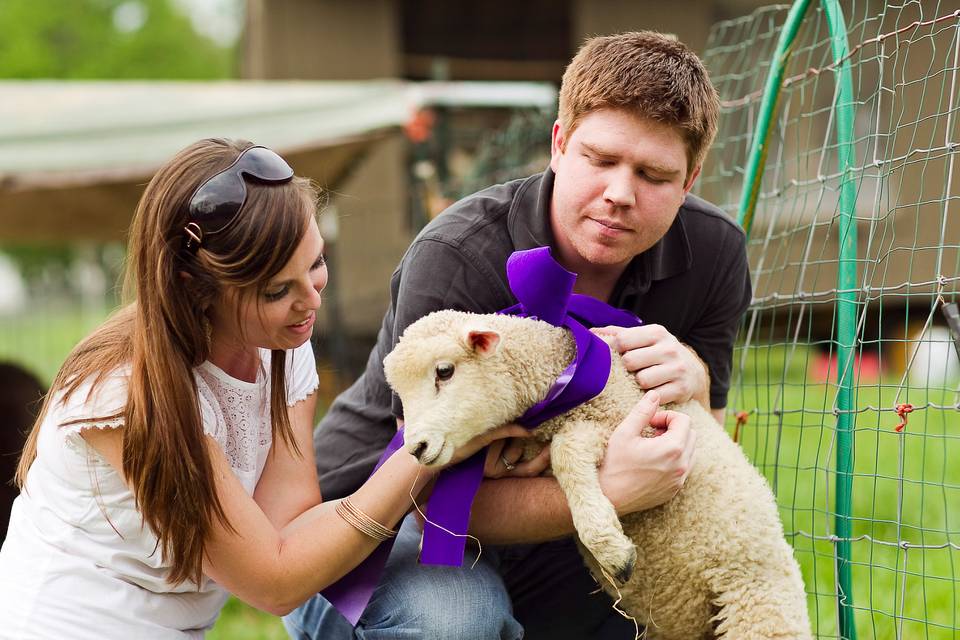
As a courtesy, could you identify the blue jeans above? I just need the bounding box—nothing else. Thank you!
[284,515,635,640]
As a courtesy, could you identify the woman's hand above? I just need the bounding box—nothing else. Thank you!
[483,435,551,478]
[598,391,696,516]
[445,424,537,468]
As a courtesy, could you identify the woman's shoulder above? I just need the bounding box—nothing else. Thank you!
[52,365,132,433]
[249,342,318,407]
[282,341,319,406]
[32,366,131,473]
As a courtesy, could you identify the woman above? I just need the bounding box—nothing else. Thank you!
[0,139,530,638]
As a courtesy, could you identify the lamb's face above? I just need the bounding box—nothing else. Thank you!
[384,312,518,467]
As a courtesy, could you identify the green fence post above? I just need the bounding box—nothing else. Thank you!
[820,1,859,638]
[736,0,812,236]
[736,1,859,637]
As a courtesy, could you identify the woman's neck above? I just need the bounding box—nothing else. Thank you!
[207,335,260,382]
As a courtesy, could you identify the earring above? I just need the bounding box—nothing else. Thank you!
[202,313,213,346]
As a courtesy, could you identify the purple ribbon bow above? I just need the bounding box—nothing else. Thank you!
[323,246,641,624]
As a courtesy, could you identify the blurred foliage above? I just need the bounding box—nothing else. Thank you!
[455,108,553,199]
[0,0,236,79]
[1,245,76,279]
[1,242,124,283]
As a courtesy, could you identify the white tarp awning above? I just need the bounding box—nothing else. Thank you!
[0,80,556,240]
[2,80,410,187]
[1,79,556,187]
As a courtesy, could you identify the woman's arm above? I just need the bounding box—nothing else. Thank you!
[202,436,431,615]
[82,419,532,616]
[82,425,432,615]
[252,392,322,529]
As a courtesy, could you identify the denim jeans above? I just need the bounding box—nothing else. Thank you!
[284,515,635,640]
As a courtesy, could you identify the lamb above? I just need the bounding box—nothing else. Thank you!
[383,309,812,639]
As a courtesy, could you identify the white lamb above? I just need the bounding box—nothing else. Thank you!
[383,309,811,639]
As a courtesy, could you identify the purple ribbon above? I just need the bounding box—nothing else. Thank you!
[323,246,641,623]
[420,247,641,563]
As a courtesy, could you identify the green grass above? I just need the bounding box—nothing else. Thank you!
[0,303,112,384]
[209,597,287,639]
[730,344,960,639]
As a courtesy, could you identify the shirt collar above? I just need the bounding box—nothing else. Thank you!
[507,167,693,297]
[507,167,555,251]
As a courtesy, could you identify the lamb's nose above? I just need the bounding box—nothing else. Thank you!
[411,441,428,460]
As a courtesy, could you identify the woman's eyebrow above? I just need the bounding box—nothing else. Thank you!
[269,252,325,287]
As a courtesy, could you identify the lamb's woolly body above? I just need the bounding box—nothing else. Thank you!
[385,310,811,639]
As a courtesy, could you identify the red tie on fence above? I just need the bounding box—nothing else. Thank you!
[732,410,749,443]
[894,403,914,433]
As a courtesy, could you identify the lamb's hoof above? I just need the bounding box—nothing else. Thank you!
[606,545,636,585]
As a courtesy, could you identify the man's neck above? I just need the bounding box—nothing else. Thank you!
[548,204,631,302]
[570,264,625,302]
[553,242,628,302]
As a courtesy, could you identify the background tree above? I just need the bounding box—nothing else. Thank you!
[0,0,236,79]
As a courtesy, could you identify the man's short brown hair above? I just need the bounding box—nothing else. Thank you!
[558,31,720,174]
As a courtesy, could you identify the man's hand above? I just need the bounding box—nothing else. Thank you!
[598,391,696,516]
[594,324,710,408]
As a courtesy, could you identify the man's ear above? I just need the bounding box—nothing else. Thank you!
[549,120,565,172]
[683,165,702,194]
[464,328,501,358]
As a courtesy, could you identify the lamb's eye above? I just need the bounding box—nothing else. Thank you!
[435,362,455,381]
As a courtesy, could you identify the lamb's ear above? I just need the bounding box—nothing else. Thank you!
[465,328,501,358]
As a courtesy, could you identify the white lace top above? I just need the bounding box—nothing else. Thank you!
[0,341,318,639]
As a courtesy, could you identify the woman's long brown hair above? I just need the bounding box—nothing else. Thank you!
[16,138,318,586]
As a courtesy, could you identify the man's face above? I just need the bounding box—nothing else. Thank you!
[549,108,699,271]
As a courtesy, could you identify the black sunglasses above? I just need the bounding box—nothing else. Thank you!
[183,145,294,252]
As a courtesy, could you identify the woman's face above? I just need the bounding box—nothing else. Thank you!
[209,217,327,358]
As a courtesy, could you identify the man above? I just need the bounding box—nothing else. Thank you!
[289,31,751,639]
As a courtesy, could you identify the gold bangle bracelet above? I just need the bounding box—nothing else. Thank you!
[335,498,397,542]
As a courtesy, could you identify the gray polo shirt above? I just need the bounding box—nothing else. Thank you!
[314,168,751,499]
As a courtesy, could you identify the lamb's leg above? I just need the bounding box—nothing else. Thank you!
[550,422,636,584]
[710,564,812,639]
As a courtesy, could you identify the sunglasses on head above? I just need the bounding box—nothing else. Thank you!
[183,145,294,253]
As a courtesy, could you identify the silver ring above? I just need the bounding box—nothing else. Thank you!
[500,455,516,472]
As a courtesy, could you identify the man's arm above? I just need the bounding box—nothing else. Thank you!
[683,221,752,414]
[469,477,574,543]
